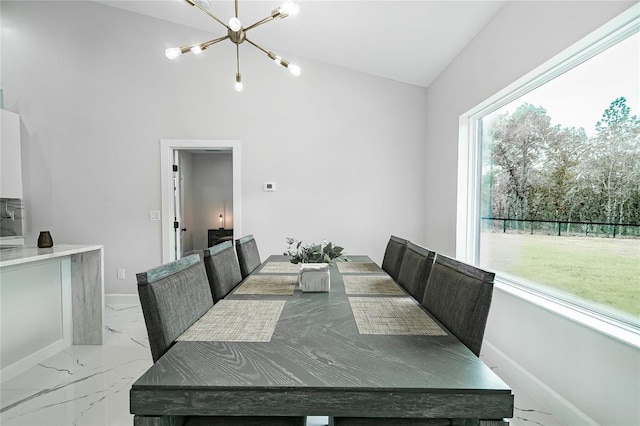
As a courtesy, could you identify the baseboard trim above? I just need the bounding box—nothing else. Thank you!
[1,339,68,383]
[483,340,597,426]
[105,293,139,305]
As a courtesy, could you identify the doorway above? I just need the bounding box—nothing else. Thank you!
[160,139,242,263]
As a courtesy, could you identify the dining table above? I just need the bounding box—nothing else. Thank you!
[130,255,514,425]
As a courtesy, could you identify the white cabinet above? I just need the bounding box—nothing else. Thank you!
[1,258,71,377]
[0,245,104,382]
[0,109,23,198]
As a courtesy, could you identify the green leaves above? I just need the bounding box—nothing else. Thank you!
[284,238,348,266]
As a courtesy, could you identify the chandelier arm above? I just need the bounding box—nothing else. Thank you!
[243,15,278,32]
[236,45,241,74]
[245,37,301,77]
[235,44,243,91]
[185,0,229,29]
[168,35,229,58]
[202,34,231,49]
[244,37,271,56]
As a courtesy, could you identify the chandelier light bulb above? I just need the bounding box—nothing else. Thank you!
[229,17,242,32]
[235,73,243,92]
[288,63,301,76]
[273,55,283,65]
[191,45,203,55]
[279,0,300,17]
[165,47,183,60]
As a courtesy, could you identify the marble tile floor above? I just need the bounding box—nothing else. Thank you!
[1,304,564,426]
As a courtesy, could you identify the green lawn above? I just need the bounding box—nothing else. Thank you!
[480,233,640,318]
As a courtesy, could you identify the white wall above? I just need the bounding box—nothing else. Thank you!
[424,1,639,425]
[1,1,428,294]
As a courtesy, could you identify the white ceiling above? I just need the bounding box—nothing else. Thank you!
[94,0,507,88]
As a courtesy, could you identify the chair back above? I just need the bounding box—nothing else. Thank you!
[203,240,243,303]
[236,234,261,278]
[381,235,409,281]
[136,254,213,362]
[421,255,495,357]
[397,242,435,303]
[183,249,204,260]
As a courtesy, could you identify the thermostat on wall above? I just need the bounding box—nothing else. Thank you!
[264,182,276,192]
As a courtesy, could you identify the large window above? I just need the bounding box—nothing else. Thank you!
[461,11,639,329]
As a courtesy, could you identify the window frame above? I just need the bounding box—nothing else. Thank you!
[456,6,640,346]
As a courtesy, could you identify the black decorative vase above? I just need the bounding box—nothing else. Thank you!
[37,231,53,248]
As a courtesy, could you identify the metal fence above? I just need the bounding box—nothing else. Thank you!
[481,217,640,238]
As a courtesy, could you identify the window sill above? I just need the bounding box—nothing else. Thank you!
[494,278,640,349]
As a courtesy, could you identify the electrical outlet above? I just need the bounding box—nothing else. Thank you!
[117,268,126,280]
[149,210,161,221]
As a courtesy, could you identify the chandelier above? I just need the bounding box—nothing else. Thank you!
[165,0,301,92]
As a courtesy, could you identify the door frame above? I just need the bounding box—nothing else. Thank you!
[160,139,242,263]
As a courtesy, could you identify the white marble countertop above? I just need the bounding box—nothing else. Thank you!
[0,244,103,268]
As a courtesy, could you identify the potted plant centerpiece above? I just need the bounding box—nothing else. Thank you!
[284,238,347,265]
[284,238,347,292]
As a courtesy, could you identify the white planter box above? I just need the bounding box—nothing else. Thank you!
[298,263,330,293]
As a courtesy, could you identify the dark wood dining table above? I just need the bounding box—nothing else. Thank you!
[130,255,514,425]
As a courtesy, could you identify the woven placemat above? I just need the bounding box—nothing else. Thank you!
[234,275,297,295]
[257,262,301,274]
[337,262,384,274]
[343,276,405,295]
[348,297,447,336]
[177,300,286,342]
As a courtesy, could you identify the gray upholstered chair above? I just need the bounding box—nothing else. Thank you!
[136,254,214,363]
[421,254,495,357]
[332,256,495,426]
[184,249,205,260]
[203,240,243,303]
[137,255,305,426]
[236,234,261,279]
[396,242,435,303]
[381,235,409,281]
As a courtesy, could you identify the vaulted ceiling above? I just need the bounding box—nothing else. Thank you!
[94,0,507,87]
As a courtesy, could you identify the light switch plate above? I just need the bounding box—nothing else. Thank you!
[149,210,161,221]
[264,182,276,192]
